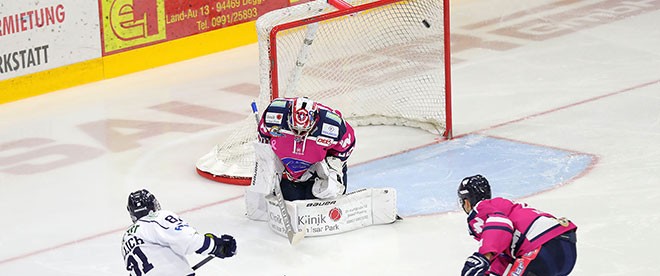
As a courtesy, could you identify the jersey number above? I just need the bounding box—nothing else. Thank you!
[126,247,153,275]
[472,217,485,234]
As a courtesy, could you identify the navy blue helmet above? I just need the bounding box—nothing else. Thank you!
[127,189,161,223]
[457,175,492,210]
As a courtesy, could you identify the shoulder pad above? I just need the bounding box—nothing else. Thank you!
[264,111,285,125]
[270,99,288,108]
[320,123,341,138]
[323,111,342,124]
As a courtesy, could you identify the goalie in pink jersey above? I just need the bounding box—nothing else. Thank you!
[257,97,355,201]
[458,175,578,276]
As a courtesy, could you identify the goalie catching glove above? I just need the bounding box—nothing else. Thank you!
[311,156,346,199]
[312,156,346,199]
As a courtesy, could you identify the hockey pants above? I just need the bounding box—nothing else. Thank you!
[524,229,577,276]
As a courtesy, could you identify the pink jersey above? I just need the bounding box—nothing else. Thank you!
[466,197,577,274]
[257,98,355,180]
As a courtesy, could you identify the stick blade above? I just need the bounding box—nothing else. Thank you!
[287,231,306,245]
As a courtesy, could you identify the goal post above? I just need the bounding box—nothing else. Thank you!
[196,0,452,185]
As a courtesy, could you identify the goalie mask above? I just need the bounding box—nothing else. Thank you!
[127,189,161,223]
[457,175,491,213]
[288,97,319,136]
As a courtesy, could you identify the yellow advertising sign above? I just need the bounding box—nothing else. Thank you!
[100,0,166,53]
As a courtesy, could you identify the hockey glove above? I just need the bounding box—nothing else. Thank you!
[462,252,489,276]
[205,233,237,258]
[311,157,346,199]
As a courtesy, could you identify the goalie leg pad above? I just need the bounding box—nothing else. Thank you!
[265,188,398,237]
[246,142,284,221]
[264,194,302,237]
[250,142,283,194]
[371,188,398,224]
[245,189,269,221]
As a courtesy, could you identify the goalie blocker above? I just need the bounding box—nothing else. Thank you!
[266,187,398,237]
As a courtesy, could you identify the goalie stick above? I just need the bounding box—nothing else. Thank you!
[274,179,306,245]
[251,101,305,245]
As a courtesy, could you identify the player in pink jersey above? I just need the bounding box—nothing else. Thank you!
[458,175,577,276]
[257,97,356,201]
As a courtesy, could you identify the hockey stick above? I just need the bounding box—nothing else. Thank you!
[283,0,354,96]
[504,248,540,276]
[283,22,319,96]
[192,256,214,271]
[251,101,305,245]
[283,0,355,95]
[274,180,306,245]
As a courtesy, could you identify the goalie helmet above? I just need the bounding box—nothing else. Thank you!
[288,97,319,136]
[127,189,161,223]
[457,175,491,211]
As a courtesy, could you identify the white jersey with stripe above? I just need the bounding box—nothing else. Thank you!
[121,210,210,276]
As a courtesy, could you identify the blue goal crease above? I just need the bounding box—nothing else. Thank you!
[349,134,594,216]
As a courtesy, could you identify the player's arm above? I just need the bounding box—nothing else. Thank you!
[327,114,355,161]
[150,211,236,259]
[478,213,514,256]
[257,120,272,142]
[323,113,355,182]
[460,251,511,276]
[310,156,346,199]
[253,100,290,182]
[311,114,354,199]
[257,104,274,141]
[462,209,514,276]
[487,253,514,276]
[257,98,291,142]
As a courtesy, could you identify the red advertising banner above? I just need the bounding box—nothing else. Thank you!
[99,0,296,55]
[165,0,288,37]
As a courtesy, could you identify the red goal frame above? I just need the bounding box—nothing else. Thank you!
[197,0,452,185]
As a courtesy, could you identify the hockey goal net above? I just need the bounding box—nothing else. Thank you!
[196,0,451,185]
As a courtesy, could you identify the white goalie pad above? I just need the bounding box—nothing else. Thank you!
[245,141,284,221]
[266,188,398,237]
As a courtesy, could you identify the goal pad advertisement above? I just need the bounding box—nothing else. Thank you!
[98,0,305,55]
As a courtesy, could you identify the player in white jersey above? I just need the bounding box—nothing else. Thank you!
[121,189,236,276]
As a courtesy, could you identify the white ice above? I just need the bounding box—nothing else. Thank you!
[2,0,660,275]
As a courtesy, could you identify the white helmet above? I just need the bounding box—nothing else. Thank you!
[288,97,319,136]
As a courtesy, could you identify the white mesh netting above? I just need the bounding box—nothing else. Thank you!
[196,0,449,183]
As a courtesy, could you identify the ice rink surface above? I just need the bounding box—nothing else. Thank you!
[2,0,660,275]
